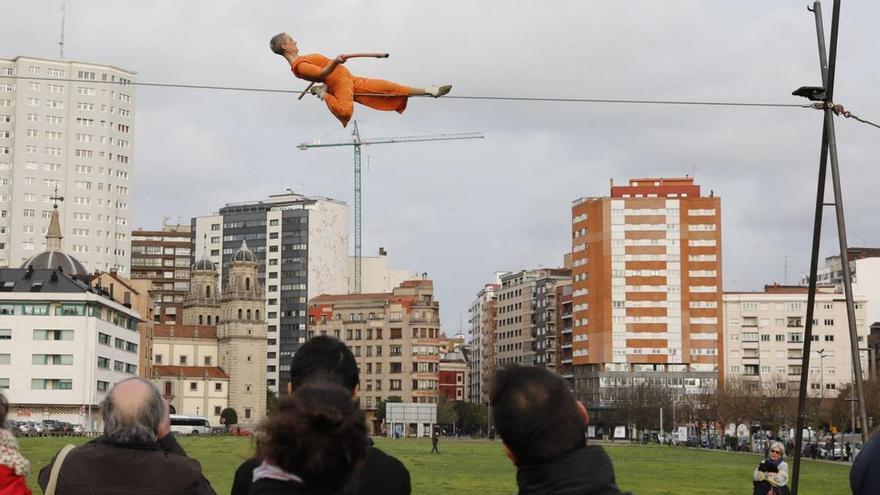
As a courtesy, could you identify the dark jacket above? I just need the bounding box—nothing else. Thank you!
[516,445,628,495]
[249,478,335,495]
[231,439,410,495]
[851,433,880,494]
[38,434,215,495]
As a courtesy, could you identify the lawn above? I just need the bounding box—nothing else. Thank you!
[18,436,852,494]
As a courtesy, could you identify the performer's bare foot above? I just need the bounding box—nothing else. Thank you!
[309,84,328,100]
[427,84,452,98]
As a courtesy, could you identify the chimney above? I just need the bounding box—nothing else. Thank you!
[379,247,387,256]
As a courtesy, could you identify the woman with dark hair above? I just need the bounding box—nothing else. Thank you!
[0,392,31,495]
[251,383,368,494]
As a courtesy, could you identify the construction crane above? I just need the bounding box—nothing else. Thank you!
[298,121,484,293]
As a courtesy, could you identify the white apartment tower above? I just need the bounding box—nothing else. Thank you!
[0,56,135,274]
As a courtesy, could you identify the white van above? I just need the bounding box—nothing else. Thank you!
[169,415,211,435]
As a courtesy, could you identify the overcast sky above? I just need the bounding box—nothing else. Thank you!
[3,1,879,334]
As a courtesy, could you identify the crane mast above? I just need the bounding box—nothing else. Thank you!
[298,121,483,292]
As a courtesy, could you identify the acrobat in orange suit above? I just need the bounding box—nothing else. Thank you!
[270,33,451,127]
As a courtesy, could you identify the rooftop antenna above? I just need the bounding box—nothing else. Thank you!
[58,0,67,59]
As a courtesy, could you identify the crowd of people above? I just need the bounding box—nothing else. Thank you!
[0,335,877,494]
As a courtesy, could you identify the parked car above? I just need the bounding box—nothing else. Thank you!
[42,419,60,433]
[28,421,44,436]
[228,426,252,437]
[72,424,84,434]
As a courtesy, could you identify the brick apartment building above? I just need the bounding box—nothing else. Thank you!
[570,177,723,412]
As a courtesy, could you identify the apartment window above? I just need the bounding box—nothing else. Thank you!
[215,383,222,392]
[154,354,163,364]
[31,379,73,390]
[179,355,188,365]
[190,382,198,391]
[204,356,212,366]
[97,357,110,369]
[97,381,109,392]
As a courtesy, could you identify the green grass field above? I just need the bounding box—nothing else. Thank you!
[18,436,852,494]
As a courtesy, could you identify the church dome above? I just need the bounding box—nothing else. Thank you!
[20,202,88,276]
[192,254,216,272]
[21,250,88,276]
[231,239,257,263]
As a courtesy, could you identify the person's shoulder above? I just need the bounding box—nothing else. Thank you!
[358,445,411,494]
[234,457,261,476]
[367,445,409,472]
[295,54,330,65]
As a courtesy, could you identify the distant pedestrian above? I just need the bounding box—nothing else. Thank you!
[0,392,31,495]
[431,429,440,454]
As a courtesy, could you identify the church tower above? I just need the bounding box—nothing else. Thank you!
[218,240,267,425]
[182,250,220,326]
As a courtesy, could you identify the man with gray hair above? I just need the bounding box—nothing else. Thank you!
[38,377,216,494]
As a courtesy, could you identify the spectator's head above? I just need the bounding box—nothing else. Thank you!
[289,336,359,394]
[490,365,587,466]
[101,377,165,443]
[0,391,8,427]
[269,33,296,56]
[260,383,368,491]
[769,441,785,460]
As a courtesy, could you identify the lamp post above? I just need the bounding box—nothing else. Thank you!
[814,348,827,399]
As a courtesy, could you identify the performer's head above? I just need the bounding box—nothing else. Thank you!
[270,33,297,56]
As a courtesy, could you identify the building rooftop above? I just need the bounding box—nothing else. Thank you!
[152,365,229,379]
[0,267,92,293]
[154,325,218,340]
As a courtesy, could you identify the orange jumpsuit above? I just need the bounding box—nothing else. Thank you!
[292,54,411,127]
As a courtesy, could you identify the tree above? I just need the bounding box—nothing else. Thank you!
[267,388,280,416]
[220,407,238,426]
[453,401,488,435]
[375,396,402,424]
[436,395,458,426]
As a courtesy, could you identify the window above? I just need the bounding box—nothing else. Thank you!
[0,329,10,340]
[154,354,162,364]
[179,355,188,365]
[33,329,74,341]
[214,406,222,416]
[31,378,73,390]
[97,381,109,392]
[204,356,212,366]
[98,332,111,345]
[190,382,198,391]
[97,357,110,369]
[215,383,222,392]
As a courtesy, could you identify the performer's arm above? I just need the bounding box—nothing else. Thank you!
[318,55,350,79]
[300,55,349,81]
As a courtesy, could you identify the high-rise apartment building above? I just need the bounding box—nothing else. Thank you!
[467,282,499,404]
[307,279,442,432]
[130,224,192,324]
[533,270,571,370]
[495,268,570,367]
[0,57,135,274]
[723,285,869,397]
[191,192,349,393]
[805,248,880,331]
[556,281,574,384]
[570,177,723,407]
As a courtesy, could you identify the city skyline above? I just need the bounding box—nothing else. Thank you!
[3,1,879,333]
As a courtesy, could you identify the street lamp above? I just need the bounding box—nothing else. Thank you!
[814,348,828,399]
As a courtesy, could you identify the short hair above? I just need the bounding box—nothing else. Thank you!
[290,336,359,392]
[490,365,585,465]
[770,441,786,457]
[259,383,367,491]
[0,392,8,427]
[269,33,289,55]
[101,377,165,443]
